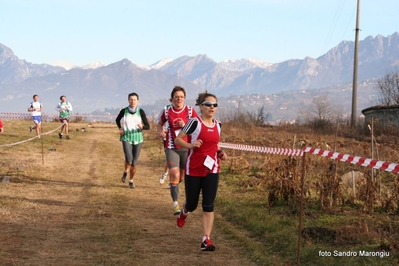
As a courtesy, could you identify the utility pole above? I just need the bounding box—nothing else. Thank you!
[351,0,361,127]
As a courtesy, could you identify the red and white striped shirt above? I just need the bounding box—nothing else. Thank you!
[158,105,198,149]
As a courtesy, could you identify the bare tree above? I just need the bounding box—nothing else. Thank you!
[298,93,343,124]
[248,104,269,126]
[311,94,333,120]
[375,70,399,106]
[298,105,312,123]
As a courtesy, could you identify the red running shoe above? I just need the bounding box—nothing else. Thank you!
[177,212,187,227]
[201,236,216,251]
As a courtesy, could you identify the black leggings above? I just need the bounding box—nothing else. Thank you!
[184,173,219,213]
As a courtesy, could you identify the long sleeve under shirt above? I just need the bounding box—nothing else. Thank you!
[115,107,150,144]
[55,101,73,119]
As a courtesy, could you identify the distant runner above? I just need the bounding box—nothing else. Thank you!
[55,95,73,139]
[28,94,43,138]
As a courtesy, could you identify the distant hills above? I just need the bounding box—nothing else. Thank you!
[1,32,398,121]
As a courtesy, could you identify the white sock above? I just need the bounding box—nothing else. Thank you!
[202,235,210,242]
[172,201,178,207]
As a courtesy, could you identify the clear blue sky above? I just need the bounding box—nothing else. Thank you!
[1,0,398,69]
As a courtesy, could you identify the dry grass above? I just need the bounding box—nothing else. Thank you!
[216,120,399,265]
[2,119,399,265]
[0,121,256,266]
[221,120,399,211]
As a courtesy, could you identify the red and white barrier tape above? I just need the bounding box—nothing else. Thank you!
[218,142,399,174]
[304,147,399,174]
[219,142,304,157]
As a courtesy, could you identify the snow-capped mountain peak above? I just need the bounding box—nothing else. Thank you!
[137,58,173,71]
[82,61,107,69]
[218,58,272,71]
[150,58,173,69]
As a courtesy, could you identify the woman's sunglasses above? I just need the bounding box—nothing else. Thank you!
[201,101,218,108]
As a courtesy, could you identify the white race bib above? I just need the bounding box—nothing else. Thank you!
[203,155,215,170]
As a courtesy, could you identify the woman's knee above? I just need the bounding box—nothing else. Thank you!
[186,204,198,213]
[202,204,214,212]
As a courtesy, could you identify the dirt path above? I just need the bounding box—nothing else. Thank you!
[0,123,256,266]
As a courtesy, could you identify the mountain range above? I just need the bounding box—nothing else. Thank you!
[1,32,399,121]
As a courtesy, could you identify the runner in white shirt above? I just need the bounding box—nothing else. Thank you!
[28,94,43,138]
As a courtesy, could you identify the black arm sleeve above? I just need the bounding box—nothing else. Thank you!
[115,108,125,129]
[140,109,150,130]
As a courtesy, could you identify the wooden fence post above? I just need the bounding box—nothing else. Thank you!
[297,152,307,265]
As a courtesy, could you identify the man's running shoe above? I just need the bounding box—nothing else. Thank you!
[121,172,127,183]
[58,133,63,139]
[159,172,168,184]
[177,211,187,228]
[201,236,216,252]
[129,181,135,189]
[173,204,181,215]
[29,126,33,133]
